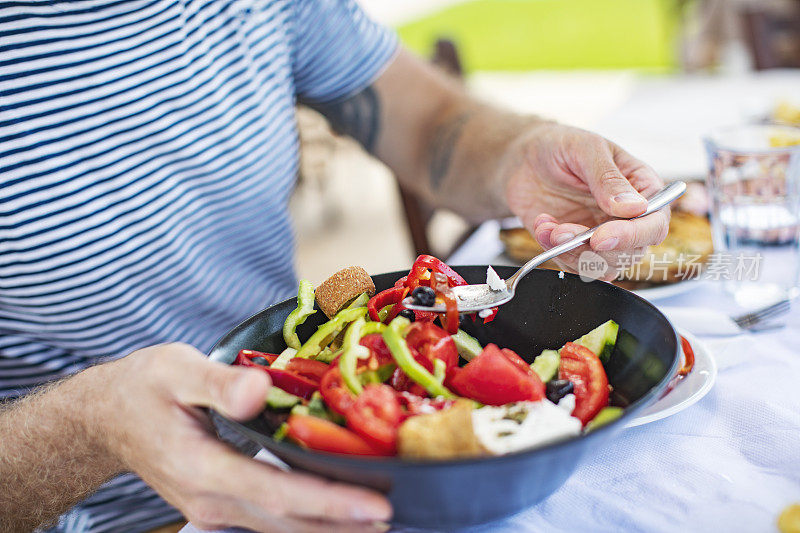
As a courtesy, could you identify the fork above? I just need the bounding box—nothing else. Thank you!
[732,298,792,331]
[661,298,793,336]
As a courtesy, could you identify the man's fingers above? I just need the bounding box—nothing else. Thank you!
[192,498,387,533]
[589,208,670,252]
[546,222,591,247]
[203,444,391,524]
[259,468,392,523]
[164,344,271,421]
[582,144,648,218]
[189,490,388,533]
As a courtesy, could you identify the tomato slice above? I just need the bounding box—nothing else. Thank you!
[388,322,457,397]
[286,414,389,456]
[500,348,537,377]
[449,344,545,405]
[390,366,429,397]
[345,384,402,454]
[558,342,610,426]
[406,322,458,371]
[319,366,356,416]
[285,358,329,383]
[359,333,396,368]
[388,343,428,396]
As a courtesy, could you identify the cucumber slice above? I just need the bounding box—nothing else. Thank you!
[574,320,619,363]
[266,387,301,410]
[452,329,483,361]
[585,406,624,432]
[531,349,560,382]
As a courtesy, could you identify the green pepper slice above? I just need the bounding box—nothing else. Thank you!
[282,280,317,350]
[339,317,369,394]
[295,307,368,359]
[382,317,455,399]
[338,319,390,394]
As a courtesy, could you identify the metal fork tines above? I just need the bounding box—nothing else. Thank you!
[733,299,792,330]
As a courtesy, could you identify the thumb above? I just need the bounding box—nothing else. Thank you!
[166,345,271,420]
[584,147,647,218]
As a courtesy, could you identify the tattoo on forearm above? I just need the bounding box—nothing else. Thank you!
[429,112,471,191]
[303,86,380,153]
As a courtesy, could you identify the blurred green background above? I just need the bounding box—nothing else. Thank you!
[397,0,682,72]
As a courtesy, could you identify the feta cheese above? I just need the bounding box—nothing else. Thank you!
[486,266,505,291]
[478,308,492,318]
[558,270,565,279]
[471,401,582,455]
[557,393,576,415]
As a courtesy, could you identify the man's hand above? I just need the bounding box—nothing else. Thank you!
[503,123,669,279]
[101,343,391,532]
[0,344,390,533]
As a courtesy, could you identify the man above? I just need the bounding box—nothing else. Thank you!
[0,0,668,531]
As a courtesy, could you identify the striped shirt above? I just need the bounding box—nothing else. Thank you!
[0,0,396,530]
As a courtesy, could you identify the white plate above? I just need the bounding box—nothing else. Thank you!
[626,328,717,428]
[632,279,699,301]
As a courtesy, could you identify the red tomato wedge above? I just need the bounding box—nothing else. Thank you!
[558,342,609,426]
[405,322,458,371]
[448,344,545,405]
[286,414,389,456]
[388,343,428,397]
[319,366,355,416]
[345,384,402,454]
[359,334,396,367]
[284,358,329,383]
[390,366,429,397]
[501,348,538,377]
[389,322,457,397]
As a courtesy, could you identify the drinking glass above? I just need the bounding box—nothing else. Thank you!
[704,124,800,307]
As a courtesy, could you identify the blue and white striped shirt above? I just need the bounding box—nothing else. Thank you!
[0,0,396,530]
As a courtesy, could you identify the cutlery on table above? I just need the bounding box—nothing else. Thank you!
[661,299,792,336]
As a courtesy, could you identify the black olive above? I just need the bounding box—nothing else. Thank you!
[546,379,574,404]
[399,308,416,322]
[251,356,269,366]
[411,286,436,307]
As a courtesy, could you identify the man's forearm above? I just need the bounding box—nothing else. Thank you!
[0,365,122,532]
[419,100,542,221]
[308,49,546,222]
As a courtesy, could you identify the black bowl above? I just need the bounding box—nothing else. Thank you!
[208,266,679,528]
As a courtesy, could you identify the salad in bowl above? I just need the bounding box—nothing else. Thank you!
[208,259,680,527]
[233,255,626,459]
